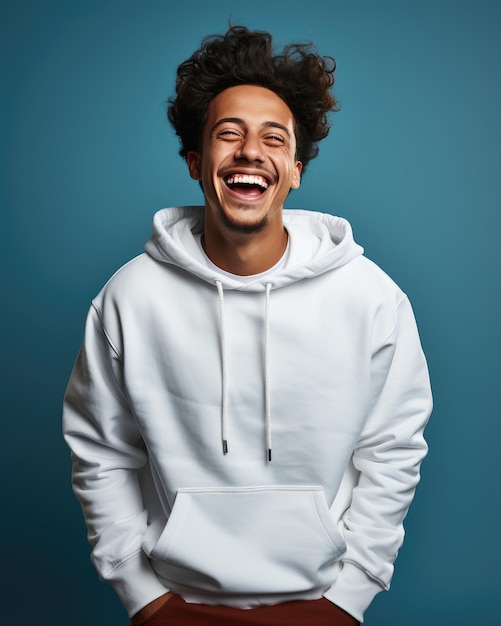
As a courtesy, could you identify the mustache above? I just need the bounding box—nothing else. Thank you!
[217,163,277,184]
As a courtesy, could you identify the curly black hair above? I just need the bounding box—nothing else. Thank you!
[167,25,338,172]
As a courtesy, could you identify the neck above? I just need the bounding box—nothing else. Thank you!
[202,225,288,276]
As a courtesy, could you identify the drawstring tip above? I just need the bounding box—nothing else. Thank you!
[223,440,228,454]
[268,449,272,462]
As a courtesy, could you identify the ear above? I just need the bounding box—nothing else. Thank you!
[291,161,302,189]
[187,151,202,180]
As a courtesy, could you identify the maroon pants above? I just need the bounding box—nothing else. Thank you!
[132,595,359,625]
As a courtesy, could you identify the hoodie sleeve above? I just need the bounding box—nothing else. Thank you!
[63,302,169,617]
[323,295,432,622]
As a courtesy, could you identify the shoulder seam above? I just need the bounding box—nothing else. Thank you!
[91,302,122,359]
[377,293,408,348]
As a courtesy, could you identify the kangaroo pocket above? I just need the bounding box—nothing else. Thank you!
[143,485,346,595]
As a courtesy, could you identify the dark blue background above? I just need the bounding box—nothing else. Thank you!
[2,1,499,624]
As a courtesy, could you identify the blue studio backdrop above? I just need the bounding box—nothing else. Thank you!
[2,1,499,625]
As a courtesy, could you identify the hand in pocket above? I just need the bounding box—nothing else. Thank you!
[130,593,176,626]
[320,599,360,625]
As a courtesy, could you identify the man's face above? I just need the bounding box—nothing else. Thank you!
[187,84,302,236]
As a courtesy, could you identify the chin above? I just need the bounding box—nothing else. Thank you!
[219,208,269,234]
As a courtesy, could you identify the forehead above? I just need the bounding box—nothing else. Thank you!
[205,85,296,133]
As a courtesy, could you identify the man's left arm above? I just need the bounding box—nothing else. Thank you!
[324,295,433,622]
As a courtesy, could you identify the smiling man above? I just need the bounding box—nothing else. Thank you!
[187,84,302,275]
[63,25,432,626]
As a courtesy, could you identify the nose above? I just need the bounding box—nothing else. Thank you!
[234,133,264,162]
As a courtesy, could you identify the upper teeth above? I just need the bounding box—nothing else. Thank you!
[226,174,269,189]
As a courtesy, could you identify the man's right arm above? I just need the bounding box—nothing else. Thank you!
[63,303,169,618]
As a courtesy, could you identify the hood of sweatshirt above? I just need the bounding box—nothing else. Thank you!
[144,206,363,289]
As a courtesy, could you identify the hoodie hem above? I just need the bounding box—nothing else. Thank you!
[158,582,331,609]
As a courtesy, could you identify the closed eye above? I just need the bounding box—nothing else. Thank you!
[264,134,286,145]
[217,129,242,139]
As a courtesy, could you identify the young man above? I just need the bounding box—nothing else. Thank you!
[63,26,432,625]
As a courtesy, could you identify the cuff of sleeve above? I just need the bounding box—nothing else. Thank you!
[323,562,385,623]
[106,550,170,617]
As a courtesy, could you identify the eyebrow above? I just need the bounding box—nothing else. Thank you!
[211,117,291,138]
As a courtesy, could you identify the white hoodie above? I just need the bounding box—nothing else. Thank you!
[63,207,432,622]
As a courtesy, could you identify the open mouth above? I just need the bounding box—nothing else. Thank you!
[224,173,270,198]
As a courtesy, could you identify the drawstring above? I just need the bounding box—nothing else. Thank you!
[213,279,274,462]
[214,280,229,455]
[264,282,273,462]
